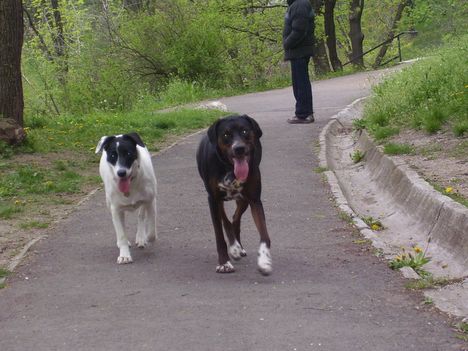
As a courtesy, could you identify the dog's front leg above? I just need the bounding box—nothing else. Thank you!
[230,199,249,258]
[220,205,243,262]
[250,200,272,275]
[110,206,132,264]
[208,196,234,273]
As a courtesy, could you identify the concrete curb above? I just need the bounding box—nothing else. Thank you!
[318,97,388,248]
[319,98,468,317]
[319,97,468,276]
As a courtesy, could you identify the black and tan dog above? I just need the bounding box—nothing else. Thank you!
[196,115,272,275]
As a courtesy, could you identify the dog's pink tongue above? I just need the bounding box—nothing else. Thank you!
[234,158,249,182]
[118,178,131,194]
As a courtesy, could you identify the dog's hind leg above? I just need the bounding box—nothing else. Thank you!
[135,200,157,248]
[147,198,157,242]
[110,207,133,264]
[208,196,235,273]
[250,200,272,275]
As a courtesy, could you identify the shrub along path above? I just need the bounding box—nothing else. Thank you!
[0,68,465,350]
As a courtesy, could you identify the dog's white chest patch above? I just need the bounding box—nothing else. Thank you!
[218,173,244,201]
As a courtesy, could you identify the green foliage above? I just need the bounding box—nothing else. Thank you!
[0,141,14,159]
[0,201,23,219]
[400,0,468,57]
[453,121,468,137]
[22,0,288,117]
[350,150,365,163]
[389,246,431,277]
[0,268,9,279]
[22,108,224,154]
[384,142,413,155]
[363,37,468,138]
[19,220,50,230]
[405,276,455,290]
[362,216,384,231]
[0,164,81,197]
[352,118,366,131]
[19,0,468,122]
[373,126,400,141]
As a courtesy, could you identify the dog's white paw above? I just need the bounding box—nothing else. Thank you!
[257,243,272,276]
[216,261,235,273]
[228,241,243,261]
[135,238,149,249]
[117,255,133,264]
[117,246,133,264]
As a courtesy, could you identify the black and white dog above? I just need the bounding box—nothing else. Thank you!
[95,133,157,264]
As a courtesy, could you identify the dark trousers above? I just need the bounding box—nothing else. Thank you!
[290,56,313,118]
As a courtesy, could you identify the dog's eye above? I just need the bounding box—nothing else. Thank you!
[241,129,248,136]
[110,152,117,160]
[223,132,231,140]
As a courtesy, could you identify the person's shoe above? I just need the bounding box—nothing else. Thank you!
[287,115,314,124]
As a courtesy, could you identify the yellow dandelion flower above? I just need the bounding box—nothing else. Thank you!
[371,223,381,231]
[15,200,21,205]
[445,187,453,194]
[414,247,423,253]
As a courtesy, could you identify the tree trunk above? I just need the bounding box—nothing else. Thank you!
[310,0,332,75]
[50,0,66,60]
[312,39,331,75]
[348,0,364,67]
[0,0,25,129]
[324,0,342,71]
[373,1,408,67]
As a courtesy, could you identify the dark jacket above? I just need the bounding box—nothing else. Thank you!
[283,0,315,60]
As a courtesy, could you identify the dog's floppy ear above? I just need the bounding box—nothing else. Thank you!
[242,115,263,138]
[124,132,145,148]
[95,136,115,154]
[207,119,221,145]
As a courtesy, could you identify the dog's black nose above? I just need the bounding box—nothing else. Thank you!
[233,145,246,156]
[117,170,127,178]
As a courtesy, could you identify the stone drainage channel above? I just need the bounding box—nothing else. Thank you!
[319,98,468,319]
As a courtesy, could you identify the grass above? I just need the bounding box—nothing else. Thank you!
[0,201,23,219]
[405,276,463,290]
[455,322,468,342]
[313,166,328,173]
[19,221,50,230]
[350,150,365,163]
[0,268,8,289]
[430,181,468,207]
[16,108,225,155]
[0,267,10,279]
[362,37,468,139]
[383,142,414,155]
[339,211,354,224]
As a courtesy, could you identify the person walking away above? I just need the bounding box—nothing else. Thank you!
[283,0,315,124]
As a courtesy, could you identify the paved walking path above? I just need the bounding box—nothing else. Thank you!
[0,69,464,350]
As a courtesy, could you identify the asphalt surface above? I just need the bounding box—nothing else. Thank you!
[1,69,465,350]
